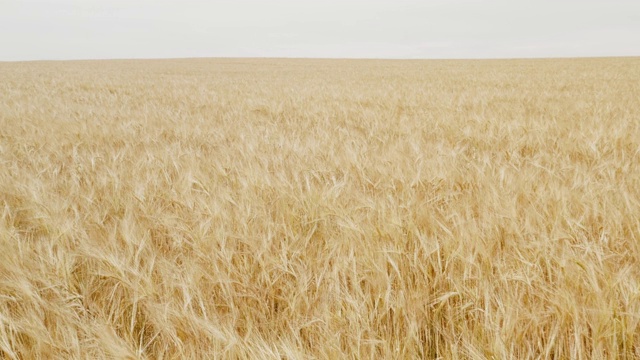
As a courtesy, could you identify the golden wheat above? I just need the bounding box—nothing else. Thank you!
[1,57,639,359]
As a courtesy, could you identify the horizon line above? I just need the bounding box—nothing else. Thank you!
[2,54,639,64]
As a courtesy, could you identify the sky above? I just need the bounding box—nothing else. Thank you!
[1,0,639,61]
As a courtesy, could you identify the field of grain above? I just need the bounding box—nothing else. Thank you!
[1,57,639,359]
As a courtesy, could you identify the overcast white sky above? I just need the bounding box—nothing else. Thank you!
[1,0,639,61]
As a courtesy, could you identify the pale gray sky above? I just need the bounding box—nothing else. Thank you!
[1,0,639,61]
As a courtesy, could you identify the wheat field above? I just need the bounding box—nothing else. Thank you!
[1,57,639,359]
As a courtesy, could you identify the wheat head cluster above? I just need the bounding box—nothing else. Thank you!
[0,58,639,359]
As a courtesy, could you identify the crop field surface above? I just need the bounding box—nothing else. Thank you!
[1,57,640,359]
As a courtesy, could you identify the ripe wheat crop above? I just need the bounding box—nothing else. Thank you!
[1,57,639,359]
